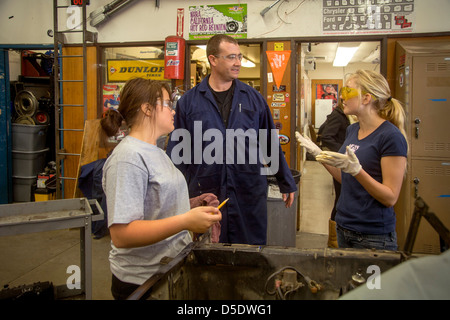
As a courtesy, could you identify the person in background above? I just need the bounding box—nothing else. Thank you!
[316,95,350,248]
[101,78,221,299]
[296,70,407,251]
[166,34,297,245]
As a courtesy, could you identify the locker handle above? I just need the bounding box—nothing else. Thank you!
[414,118,421,139]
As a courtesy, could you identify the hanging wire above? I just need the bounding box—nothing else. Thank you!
[258,0,307,36]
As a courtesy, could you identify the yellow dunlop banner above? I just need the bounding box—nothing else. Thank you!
[107,59,165,82]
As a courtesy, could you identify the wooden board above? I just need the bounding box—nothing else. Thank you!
[73,119,112,198]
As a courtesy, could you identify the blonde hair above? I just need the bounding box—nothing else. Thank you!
[347,70,407,142]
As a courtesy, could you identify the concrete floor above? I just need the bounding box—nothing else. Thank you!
[0,160,332,300]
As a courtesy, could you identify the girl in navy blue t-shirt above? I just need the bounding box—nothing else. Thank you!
[297,70,407,251]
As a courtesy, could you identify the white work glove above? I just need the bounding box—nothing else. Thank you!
[295,131,322,157]
[316,146,362,176]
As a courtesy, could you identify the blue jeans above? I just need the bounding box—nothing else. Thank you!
[336,225,398,251]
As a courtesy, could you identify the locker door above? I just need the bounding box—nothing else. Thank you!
[410,159,450,254]
[411,55,450,159]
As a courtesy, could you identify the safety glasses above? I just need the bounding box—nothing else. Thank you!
[156,99,174,111]
[215,54,243,62]
[341,87,360,101]
[341,86,376,101]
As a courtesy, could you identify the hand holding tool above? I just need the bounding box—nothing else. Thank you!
[217,198,229,210]
[209,198,227,242]
[209,198,228,215]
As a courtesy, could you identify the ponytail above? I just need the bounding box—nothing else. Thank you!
[100,78,172,138]
[352,70,408,146]
[101,108,125,137]
[378,97,407,142]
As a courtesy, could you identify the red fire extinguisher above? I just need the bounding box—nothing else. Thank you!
[164,36,185,80]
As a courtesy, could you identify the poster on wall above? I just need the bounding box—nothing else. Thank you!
[189,4,247,40]
[322,0,415,35]
[103,84,122,113]
[316,84,338,109]
[107,59,165,82]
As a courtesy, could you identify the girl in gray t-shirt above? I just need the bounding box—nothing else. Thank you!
[101,78,221,299]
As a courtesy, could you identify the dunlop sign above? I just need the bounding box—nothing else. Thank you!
[107,59,165,82]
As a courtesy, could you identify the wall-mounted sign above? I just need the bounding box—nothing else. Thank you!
[71,0,89,5]
[274,43,284,51]
[107,59,165,82]
[323,0,415,35]
[189,4,247,40]
[177,8,185,37]
[273,85,286,92]
[266,50,291,89]
[273,93,285,102]
[279,134,290,145]
[271,102,287,108]
[275,121,282,130]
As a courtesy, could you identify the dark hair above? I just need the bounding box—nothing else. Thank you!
[101,78,171,137]
[206,34,238,64]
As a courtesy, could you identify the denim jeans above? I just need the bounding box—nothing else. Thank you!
[111,274,140,300]
[336,225,398,251]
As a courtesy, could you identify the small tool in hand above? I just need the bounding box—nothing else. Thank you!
[217,198,229,210]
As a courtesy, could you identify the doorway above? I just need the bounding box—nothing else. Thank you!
[299,41,380,130]
[296,40,381,236]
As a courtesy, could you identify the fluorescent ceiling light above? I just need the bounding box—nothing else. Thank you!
[241,57,255,68]
[333,44,360,67]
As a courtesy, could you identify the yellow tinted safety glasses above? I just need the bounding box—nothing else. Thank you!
[341,86,377,101]
[341,86,360,100]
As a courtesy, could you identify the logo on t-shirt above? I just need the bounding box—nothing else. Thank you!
[347,144,359,154]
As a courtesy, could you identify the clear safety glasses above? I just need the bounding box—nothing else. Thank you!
[215,54,243,62]
[157,100,174,111]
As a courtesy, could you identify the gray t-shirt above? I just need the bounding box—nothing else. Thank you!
[102,135,192,285]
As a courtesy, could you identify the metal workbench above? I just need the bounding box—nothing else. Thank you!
[0,198,104,300]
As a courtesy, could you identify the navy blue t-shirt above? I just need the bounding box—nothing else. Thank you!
[336,121,408,234]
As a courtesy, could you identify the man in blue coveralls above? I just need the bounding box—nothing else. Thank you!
[167,34,297,245]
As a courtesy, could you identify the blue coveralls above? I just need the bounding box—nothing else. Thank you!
[167,76,297,245]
